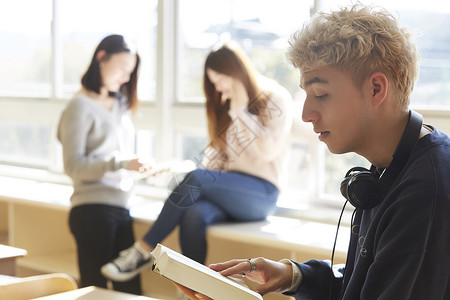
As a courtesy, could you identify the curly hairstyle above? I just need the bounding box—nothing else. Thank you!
[287,4,419,109]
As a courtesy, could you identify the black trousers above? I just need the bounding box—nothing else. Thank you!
[69,204,142,295]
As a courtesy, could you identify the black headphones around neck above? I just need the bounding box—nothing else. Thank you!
[340,110,423,209]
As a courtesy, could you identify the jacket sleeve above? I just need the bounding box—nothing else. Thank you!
[284,260,343,300]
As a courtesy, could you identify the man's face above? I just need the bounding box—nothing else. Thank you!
[300,66,372,155]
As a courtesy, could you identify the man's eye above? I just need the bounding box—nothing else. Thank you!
[316,94,327,100]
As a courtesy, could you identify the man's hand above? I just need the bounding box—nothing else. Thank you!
[173,257,292,298]
[210,257,292,296]
[173,282,212,300]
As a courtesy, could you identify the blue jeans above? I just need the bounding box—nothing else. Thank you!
[143,169,279,264]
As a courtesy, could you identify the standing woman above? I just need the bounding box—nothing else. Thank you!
[101,41,294,282]
[57,34,147,294]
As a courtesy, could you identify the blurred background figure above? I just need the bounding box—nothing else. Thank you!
[57,34,148,294]
[101,41,295,283]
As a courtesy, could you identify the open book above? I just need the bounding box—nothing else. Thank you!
[151,244,263,300]
[132,159,196,181]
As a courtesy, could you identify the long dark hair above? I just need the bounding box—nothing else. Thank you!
[81,34,140,112]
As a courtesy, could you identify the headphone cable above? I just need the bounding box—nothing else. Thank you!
[331,200,348,268]
[329,200,349,300]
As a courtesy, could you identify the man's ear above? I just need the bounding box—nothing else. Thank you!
[369,72,388,106]
[96,50,106,62]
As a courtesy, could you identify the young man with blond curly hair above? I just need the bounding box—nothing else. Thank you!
[177,4,450,300]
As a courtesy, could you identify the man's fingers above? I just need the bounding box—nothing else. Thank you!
[172,282,198,299]
[209,259,241,271]
[211,259,253,276]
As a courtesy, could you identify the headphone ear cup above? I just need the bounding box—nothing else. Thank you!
[346,172,383,209]
[340,175,351,200]
[340,167,372,202]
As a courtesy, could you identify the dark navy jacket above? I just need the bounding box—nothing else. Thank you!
[287,128,450,299]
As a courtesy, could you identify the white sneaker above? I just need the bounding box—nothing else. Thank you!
[101,242,153,282]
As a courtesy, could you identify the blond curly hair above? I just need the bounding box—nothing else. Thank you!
[287,4,419,109]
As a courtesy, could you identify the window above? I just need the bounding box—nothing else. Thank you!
[402,8,450,107]
[0,0,52,97]
[58,0,158,100]
[179,135,208,161]
[0,121,51,167]
[0,0,157,168]
[323,148,370,198]
[1,0,450,219]
[325,0,450,107]
[177,0,312,102]
[136,130,156,162]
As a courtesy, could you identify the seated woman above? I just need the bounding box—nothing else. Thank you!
[101,41,294,282]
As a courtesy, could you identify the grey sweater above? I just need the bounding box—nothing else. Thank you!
[57,93,136,208]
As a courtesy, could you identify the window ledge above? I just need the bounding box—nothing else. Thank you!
[0,169,350,257]
[0,164,353,224]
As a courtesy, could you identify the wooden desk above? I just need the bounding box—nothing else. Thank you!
[0,274,20,285]
[0,244,27,276]
[32,286,163,300]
